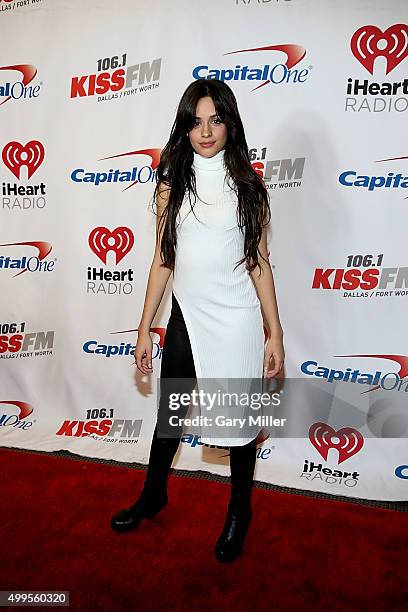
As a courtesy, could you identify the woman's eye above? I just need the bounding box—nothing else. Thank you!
[192,117,222,128]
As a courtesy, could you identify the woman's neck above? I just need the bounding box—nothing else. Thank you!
[193,148,225,172]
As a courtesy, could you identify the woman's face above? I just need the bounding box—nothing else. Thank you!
[188,96,228,157]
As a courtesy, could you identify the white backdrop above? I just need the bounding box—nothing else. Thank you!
[1,0,408,500]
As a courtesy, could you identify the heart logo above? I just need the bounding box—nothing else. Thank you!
[2,140,45,179]
[309,422,364,464]
[88,227,134,265]
[351,24,408,75]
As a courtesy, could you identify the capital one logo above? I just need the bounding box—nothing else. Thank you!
[0,241,54,276]
[0,400,33,419]
[2,140,45,179]
[0,64,39,106]
[0,400,35,430]
[111,325,167,350]
[351,24,408,75]
[71,148,161,190]
[88,227,134,264]
[395,465,408,479]
[192,43,309,92]
[309,422,364,464]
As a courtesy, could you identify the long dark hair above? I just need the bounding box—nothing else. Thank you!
[152,78,271,276]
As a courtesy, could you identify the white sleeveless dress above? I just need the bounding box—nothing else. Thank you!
[172,149,265,446]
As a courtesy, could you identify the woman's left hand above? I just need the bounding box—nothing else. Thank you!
[263,333,285,378]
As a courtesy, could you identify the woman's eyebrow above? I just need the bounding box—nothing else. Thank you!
[194,114,219,119]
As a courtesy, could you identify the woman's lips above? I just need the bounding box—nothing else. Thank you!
[200,142,215,148]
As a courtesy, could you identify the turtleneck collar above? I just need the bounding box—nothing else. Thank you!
[193,148,225,172]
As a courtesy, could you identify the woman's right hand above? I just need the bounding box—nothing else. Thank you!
[133,331,153,374]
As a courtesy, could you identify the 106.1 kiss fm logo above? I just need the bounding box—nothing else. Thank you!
[249,146,305,190]
[0,1,43,14]
[301,422,364,489]
[312,252,408,299]
[346,23,408,113]
[87,226,135,295]
[56,406,142,445]
[70,52,161,102]
[1,140,46,211]
[0,321,54,360]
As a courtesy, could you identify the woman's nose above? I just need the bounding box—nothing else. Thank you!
[201,121,212,137]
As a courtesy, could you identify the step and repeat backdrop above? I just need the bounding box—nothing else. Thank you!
[1,0,408,500]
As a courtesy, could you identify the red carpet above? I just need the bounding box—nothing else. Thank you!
[1,447,407,611]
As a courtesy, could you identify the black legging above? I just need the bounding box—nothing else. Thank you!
[144,292,257,504]
[156,292,197,439]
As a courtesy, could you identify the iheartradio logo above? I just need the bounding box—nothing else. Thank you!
[351,24,408,75]
[2,140,45,179]
[88,226,134,265]
[309,422,364,464]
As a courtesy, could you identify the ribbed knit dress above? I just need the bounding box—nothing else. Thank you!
[172,148,265,446]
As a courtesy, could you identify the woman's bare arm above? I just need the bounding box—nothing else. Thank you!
[250,221,283,338]
[250,219,285,377]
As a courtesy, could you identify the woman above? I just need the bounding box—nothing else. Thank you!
[111,79,284,563]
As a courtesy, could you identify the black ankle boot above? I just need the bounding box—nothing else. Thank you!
[214,498,252,562]
[214,438,257,562]
[111,487,168,532]
[111,425,180,533]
